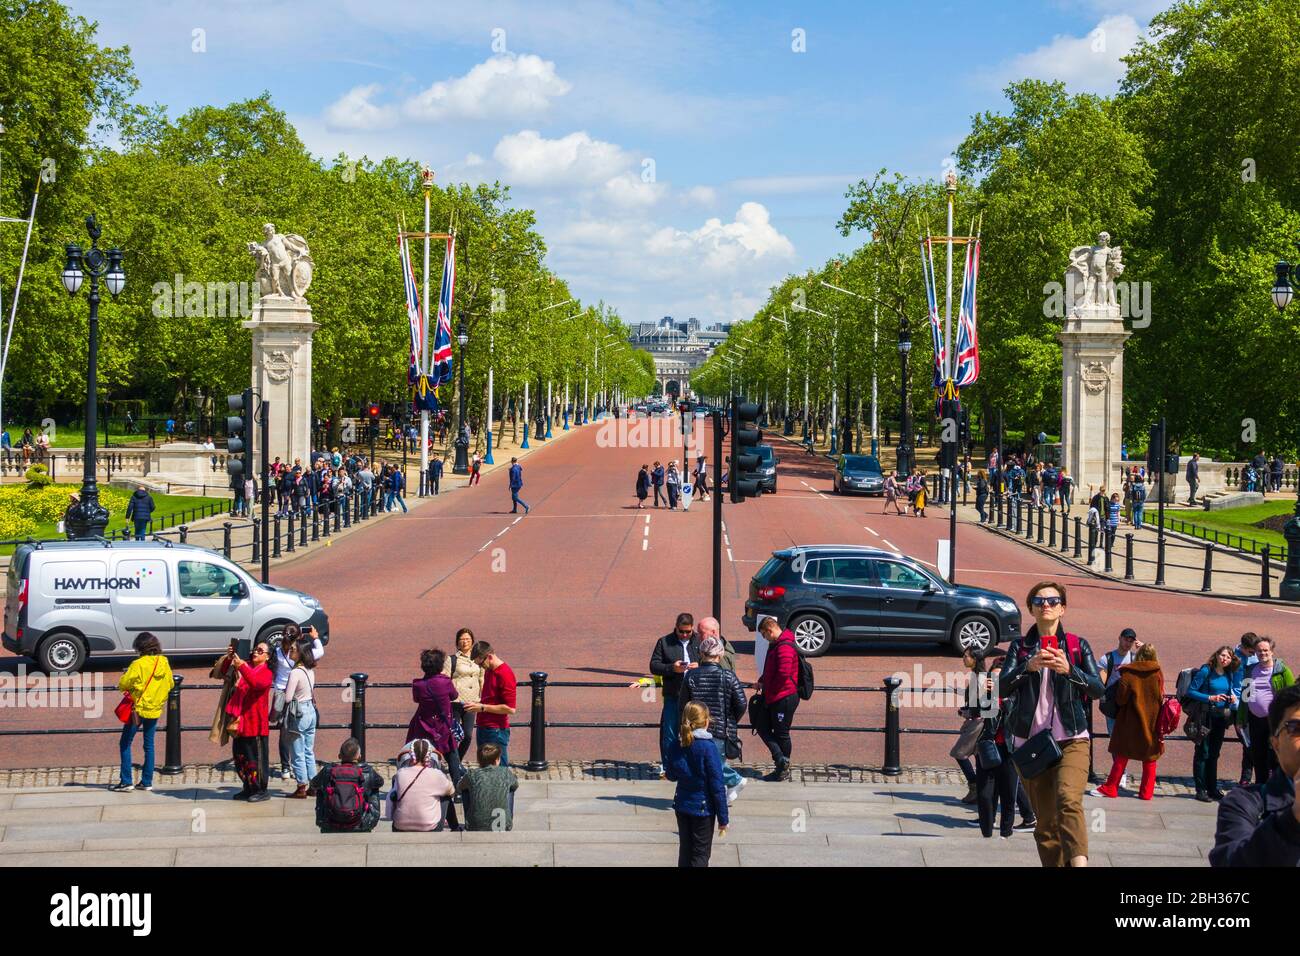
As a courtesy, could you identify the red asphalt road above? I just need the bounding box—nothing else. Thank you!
[3,415,1293,779]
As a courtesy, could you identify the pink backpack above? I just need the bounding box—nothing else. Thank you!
[1156,695,1182,739]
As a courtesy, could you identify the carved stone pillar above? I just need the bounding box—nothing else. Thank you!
[242,297,318,469]
[1058,303,1130,496]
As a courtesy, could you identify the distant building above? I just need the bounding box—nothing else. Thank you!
[627,316,731,397]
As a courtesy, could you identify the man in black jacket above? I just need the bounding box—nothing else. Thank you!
[1211,684,1300,867]
[124,488,156,540]
[649,613,701,770]
[999,580,1105,867]
[1185,452,1200,505]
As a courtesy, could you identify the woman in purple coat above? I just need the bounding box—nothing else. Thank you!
[407,648,463,785]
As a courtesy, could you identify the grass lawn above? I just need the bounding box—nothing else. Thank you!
[1158,499,1295,556]
[4,427,160,449]
[0,491,230,556]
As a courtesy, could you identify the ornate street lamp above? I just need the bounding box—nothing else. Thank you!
[1270,258,1300,598]
[60,215,124,539]
[453,317,470,475]
[897,324,913,479]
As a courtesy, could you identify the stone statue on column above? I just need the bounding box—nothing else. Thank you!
[243,225,318,469]
[1058,231,1131,499]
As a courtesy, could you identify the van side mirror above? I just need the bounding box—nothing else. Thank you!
[228,583,247,599]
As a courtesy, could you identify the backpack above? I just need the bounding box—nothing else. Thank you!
[1174,666,1199,703]
[323,763,369,830]
[1156,696,1182,739]
[796,653,815,701]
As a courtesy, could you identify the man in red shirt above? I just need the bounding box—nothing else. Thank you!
[752,617,800,781]
[467,641,518,767]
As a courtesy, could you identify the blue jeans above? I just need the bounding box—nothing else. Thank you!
[132,519,149,541]
[385,490,408,513]
[511,489,529,512]
[288,703,318,784]
[119,716,158,787]
[711,738,742,789]
[477,727,511,767]
[659,694,680,768]
[1133,502,1145,529]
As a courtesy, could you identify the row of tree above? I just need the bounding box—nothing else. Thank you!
[0,1,655,449]
[694,0,1300,461]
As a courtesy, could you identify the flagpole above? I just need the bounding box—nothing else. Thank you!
[419,168,433,484]
[944,170,956,382]
[0,178,39,440]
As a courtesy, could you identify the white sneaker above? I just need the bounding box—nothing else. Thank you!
[1120,774,1130,791]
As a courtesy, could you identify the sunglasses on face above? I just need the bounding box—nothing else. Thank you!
[1030,596,1064,608]
[676,627,693,635]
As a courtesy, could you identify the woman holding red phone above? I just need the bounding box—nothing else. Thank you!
[112,633,173,792]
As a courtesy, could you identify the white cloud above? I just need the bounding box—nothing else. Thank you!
[646,203,795,273]
[989,15,1142,93]
[323,83,397,131]
[403,53,571,122]
[464,152,485,167]
[602,171,667,209]
[492,129,633,187]
[685,185,717,206]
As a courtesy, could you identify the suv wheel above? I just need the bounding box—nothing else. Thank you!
[37,632,87,674]
[788,614,832,657]
[256,622,289,649]
[951,615,994,655]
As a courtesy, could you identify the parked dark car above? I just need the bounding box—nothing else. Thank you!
[741,545,1021,657]
[757,444,778,493]
[832,454,885,495]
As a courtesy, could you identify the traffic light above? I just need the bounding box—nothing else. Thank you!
[1147,423,1163,475]
[366,402,380,420]
[225,389,252,477]
[729,397,762,502]
[940,398,959,470]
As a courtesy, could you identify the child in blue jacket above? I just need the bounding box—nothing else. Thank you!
[664,700,729,867]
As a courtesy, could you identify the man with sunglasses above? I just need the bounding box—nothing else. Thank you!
[1210,684,1300,866]
[999,581,1105,866]
[650,613,702,771]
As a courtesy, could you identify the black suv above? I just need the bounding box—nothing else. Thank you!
[757,444,778,492]
[741,545,1021,657]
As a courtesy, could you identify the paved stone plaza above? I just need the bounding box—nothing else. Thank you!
[0,772,1218,867]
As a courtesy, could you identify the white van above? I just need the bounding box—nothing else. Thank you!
[3,540,329,673]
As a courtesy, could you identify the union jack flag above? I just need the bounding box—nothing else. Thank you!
[919,237,945,389]
[399,233,424,386]
[954,239,981,387]
[431,233,456,388]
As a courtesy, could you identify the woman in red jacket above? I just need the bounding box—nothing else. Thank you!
[752,618,799,781]
[221,640,274,802]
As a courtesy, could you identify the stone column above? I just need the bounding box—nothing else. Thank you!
[1058,303,1130,495]
[242,297,318,468]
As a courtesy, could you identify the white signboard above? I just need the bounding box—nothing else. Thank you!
[937,540,950,580]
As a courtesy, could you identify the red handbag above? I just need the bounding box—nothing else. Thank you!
[116,657,162,724]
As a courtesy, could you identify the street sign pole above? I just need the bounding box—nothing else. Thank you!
[712,409,723,622]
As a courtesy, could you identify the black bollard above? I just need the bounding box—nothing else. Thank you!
[1060,511,1069,553]
[160,675,185,775]
[1037,506,1045,544]
[272,515,282,558]
[1201,543,1213,592]
[527,672,549,772]
[322,505,331,537]
[252,517,261,562]
[1155,533,1166,586]
[1048,510,1057,549]
[334,500,342,533]
[286,512,296,553]
[1124,534,1134,580]
[179,524,188,545]
[350,673,369,760]
[1073,516,1082,559]
[882,676,902,776]
[1262,546,1272,599]
[223,522,233,559]
[1104,530,1114,573]
[312,508,320,541]
[299,513,307,548]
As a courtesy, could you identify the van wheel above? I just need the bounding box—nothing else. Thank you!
[788,614,832,657]
[37,633,87,675]
[951,615,994,656]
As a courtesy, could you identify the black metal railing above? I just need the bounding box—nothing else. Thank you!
[0,672,1221,777]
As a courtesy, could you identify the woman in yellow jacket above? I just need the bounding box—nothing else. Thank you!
[112,633,174,792]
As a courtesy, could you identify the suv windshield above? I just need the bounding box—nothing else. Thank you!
[754,555,785,582]
[842,455,881,472]
[758,446,775,463]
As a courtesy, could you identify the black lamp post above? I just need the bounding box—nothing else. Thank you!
[896,323,913,479]
[60,215,124,540]
[452,316,470,475]
[1269,257,1300,599]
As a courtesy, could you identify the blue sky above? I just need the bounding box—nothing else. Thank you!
[67,0,1172,327]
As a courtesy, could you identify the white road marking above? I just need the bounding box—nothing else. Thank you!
[1219,600,1249,607]
[917,558,939,569]
[478,540,492,552]
[723,534,731,546]
[494,527,510,538]
[645,515,651,525]
[800,480,811,488]
[727,548,734,562]
[863,526,879,537]
[512,516,523,525]
[1275,608,1300,616]
[643,526,650,537]
[883,539,899,552]
[642,538,648,551]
